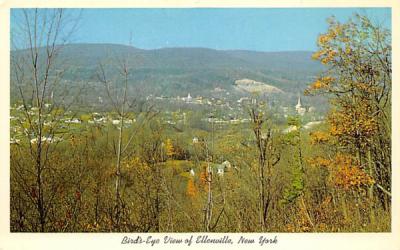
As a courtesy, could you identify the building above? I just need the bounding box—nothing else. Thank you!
[295,95,306,116]
[214,160,232,176]
[183,93,192,103]
[221,160,232,169]
[216,166,224,175]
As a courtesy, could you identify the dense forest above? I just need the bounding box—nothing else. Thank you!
[10,10,391,232]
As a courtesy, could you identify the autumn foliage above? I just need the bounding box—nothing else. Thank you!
[306,14,391,215]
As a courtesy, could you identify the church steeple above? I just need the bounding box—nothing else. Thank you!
[295,94,306,116]
[295,94,302,110]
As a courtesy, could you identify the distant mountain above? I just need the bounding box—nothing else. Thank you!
[11,43,324,101]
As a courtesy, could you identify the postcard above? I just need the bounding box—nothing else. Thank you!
[0,1,399,250]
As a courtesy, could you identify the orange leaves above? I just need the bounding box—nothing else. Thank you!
[312,50,324,60]
[333,164,374,190]
[199,169,210,192]
[331,154,374,190]
[310,79,323,90]
[328,105,378,144]
[306,76,335,96]
[354,82,380,95]
[186,178,197,198]
[321,50,337,65]
[309,153,374,191]
[314,23,342,65]
[311,49,337,65]
[317,33,333,46]
[200,170,208,185]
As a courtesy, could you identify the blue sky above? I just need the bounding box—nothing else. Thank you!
[13,8,391,52]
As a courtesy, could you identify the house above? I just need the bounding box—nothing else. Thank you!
[221,160,231,169]
[65,118,81,124]
[10,138,20,145]
[30,136,63,144]
[214,160,232,176]
[216,165,224,175]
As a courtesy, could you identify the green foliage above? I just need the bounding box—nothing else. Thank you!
[282,117,304,204]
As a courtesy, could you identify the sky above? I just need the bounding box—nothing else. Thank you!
[12,8,391,52]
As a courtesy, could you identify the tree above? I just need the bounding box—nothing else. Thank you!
[164,138,175,159]
[306,14,391,211]
[96,58,158,230]
[248,98,281,231]
[10,9,81,232]
[282,117,315,231]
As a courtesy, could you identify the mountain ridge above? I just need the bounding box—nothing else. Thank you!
[11,43,324,100]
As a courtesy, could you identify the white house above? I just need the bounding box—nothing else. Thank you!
[65,118,81,124]
[215,160,232,176]
[221,160,232,169]
[10,138,20,144]
[216,165,224,176]
[30,136,63,144]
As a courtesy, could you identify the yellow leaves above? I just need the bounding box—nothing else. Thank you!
[354,82,380,95]
[312,50,324,60]
[85,221,100,231]
[311,80,323,90]
[317,34,331,46]
[309,76,335,90]
[328,105,379,143]
[164,138,175,158]
[124,157,141,170]
[312,49,337,65]
[308,156,330,168]
[317,24,343,46]
[333,24,344,37]
[345,45,352,54]
[313,22,350,67]
[321,50,337,65]
[310,131,330,145]
[69,135,79,146]
[285,223,295,232]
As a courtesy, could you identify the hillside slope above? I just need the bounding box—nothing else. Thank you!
[11,43,323,98]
